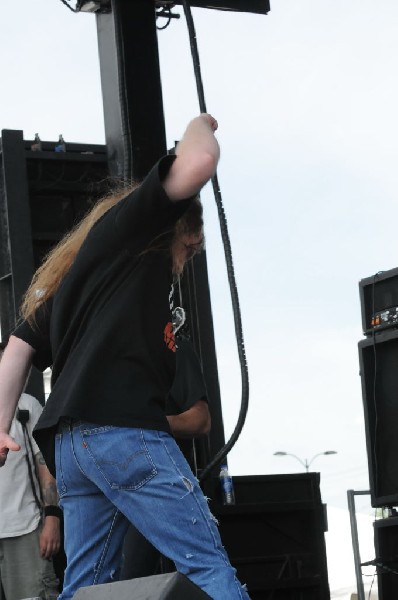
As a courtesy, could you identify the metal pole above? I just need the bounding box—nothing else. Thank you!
[347,489,369,600]
[95,0,226,469]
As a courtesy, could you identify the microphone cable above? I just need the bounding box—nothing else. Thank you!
[181,0,249,482]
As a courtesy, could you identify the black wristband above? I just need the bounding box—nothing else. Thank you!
[44,505,62,519]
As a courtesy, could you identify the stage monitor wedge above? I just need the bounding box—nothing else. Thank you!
[72,572,210,599]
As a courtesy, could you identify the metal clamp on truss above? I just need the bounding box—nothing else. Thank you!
[75,0,111,13]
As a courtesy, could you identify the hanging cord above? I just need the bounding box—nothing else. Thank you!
[371,274,379,496]
[370,271,384,497]
[156,6,180,30]
[58,0,79,13]
[180,1,249,482]
[17,414,44,513]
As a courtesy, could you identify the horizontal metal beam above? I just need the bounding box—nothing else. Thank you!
[77,0,270,15]
[172,0,270,14]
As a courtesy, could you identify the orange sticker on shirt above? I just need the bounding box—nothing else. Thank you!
[164,321,176,353]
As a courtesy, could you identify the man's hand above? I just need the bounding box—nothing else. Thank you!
[0,432,21,467]
[40,516,61,559]
[202,113,218,132]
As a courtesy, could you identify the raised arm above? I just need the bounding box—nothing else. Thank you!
[162,114,220,202]
[0,336,35,465]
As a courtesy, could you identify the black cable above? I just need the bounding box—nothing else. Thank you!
[371,274,378,496]
[363,560,398,577]
[180,0,249,482]
[58,0,78,13]
[181,3,207,113]
[157,17,172,30]
[22,424,43,513]
[371,271,383,498]
[368,570,376,600]
[266,555,290,600]
[156,7,172,30]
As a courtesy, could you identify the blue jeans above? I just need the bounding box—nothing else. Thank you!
[55,423,250,600]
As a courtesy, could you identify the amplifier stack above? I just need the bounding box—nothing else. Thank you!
[358,267,398,599]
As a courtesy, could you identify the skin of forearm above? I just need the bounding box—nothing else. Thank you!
[36,452,61,559]
[35,453,59,506]
[163,114,220,202]
[0,337,34,433]
[167,401,211,439]
[176,115,220,164]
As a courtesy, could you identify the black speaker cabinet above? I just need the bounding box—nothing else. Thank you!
[72,572,210,600]
[359,329,398,507]
[374,516,398,600]
[0,130,109,400]
[204,473,330,600]
[359,267,398,335]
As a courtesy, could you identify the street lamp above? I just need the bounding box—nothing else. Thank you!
[273,450,337,472]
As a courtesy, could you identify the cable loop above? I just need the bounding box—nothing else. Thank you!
[58,0,79,13]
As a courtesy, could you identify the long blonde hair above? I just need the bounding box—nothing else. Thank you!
[21,183,137,322]
[21,185,203,323]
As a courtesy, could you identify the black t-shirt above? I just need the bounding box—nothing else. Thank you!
[166,337,207,415]
[13,155,194,474]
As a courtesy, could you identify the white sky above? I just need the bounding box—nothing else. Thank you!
[2,1,398,596]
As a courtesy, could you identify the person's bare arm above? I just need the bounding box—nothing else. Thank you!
[0,336,35,465]
[167,400,211,439]
[35,451,61,559]
[162,114,220,202]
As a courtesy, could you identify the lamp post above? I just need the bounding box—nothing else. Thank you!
[273,450,337,472]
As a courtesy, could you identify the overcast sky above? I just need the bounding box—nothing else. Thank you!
[2,1,398,595]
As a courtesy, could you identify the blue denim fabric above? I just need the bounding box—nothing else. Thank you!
[55,423,250,600]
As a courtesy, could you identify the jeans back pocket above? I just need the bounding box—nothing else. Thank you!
[80,425,157,490]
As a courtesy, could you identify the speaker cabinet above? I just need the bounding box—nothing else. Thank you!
[374,516,398,600]
[0,130,109,400]
[359,330,398,507]
[72,572,210,600]
[359,267,398,335]
[204,474,330,599]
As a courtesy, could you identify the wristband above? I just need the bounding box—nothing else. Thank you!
[44,505,62,519]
